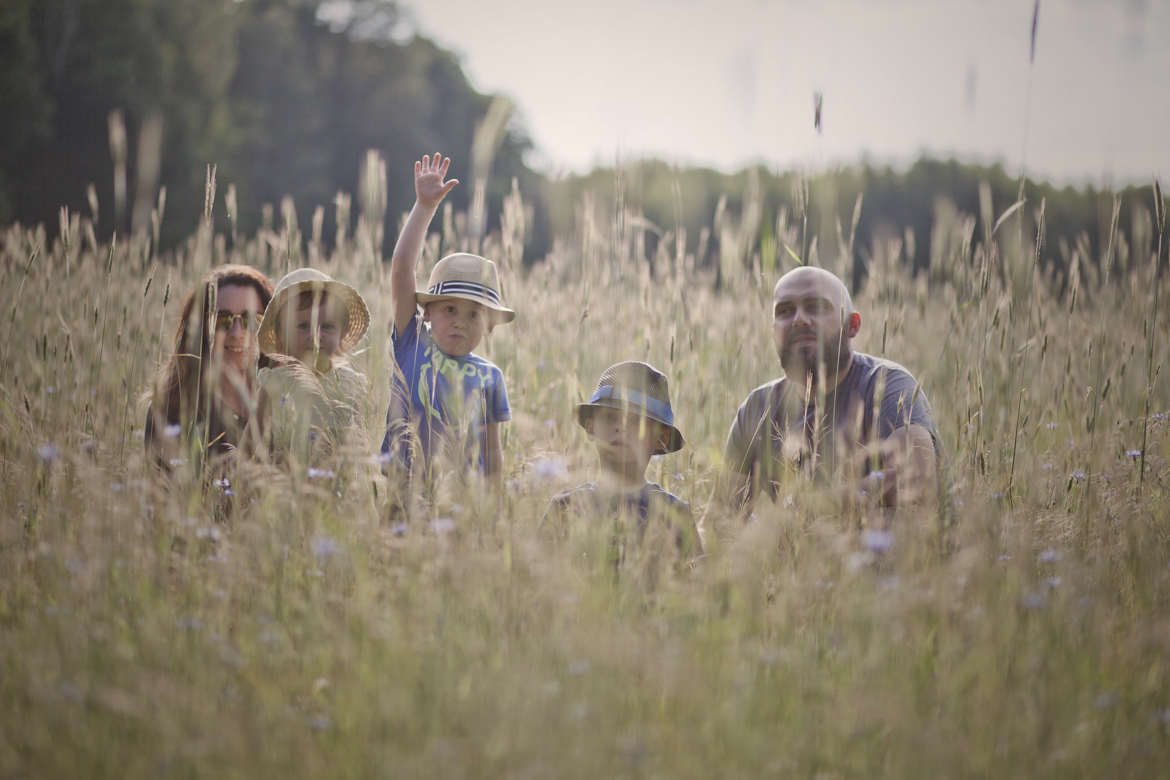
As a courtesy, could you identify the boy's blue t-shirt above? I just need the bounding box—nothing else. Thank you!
[381,311,511,474]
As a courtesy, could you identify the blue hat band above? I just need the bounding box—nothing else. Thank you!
[428,280,502,306]
[588,385,674,425]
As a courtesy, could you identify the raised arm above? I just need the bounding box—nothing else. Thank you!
[389,153,458,338]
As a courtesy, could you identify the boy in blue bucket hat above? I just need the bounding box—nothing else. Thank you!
[539,361,702,563]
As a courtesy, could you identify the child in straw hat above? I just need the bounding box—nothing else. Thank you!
[257,268,372,467]
[383,154,514,493]
[538,361,702,564]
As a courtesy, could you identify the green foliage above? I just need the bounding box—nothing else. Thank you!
[2,0,1159,279]
[546,158,1168,290]
[0,0,54,223]
[1,0,542,253]
[8,0,243,242]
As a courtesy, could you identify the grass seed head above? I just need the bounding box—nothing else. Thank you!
[1155,178,1166,234]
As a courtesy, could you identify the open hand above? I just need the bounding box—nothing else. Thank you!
[415,153,458,208]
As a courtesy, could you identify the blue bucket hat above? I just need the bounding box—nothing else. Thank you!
[576,361,685,455]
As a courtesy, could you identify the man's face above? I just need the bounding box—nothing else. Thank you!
[771,269,856,382]
[584,407,665,474]
[424,297,492,357]
[283,293,344,366]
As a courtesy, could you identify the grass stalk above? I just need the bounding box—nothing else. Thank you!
[1140,180,1165,489]
[0,242,40,387]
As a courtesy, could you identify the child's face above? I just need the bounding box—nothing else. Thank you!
[584,407,666,474]
[423,298,493,356]
[281,293,345,367]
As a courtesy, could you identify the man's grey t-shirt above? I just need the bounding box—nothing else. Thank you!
[724,352,946,501]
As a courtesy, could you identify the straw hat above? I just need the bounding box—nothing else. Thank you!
[415,253,515,324]
[576,361,685,454]
[257,268,371,355]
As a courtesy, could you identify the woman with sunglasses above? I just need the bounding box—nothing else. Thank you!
[145,265,275,474]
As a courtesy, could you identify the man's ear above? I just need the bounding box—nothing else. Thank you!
[582,415,596,440]
[421,303,432,323]
[846,311,861,338]
[654,423,672,452]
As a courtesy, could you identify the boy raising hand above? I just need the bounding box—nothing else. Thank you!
[390,154,460,339]
[382,154,515,499]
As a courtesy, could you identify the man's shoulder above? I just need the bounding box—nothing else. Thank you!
[852,352,916,381]
[737,377,786,413]
[851,352,940,437]
[848,352,922,397]
[747,376,786,398]
[725,378,786,462]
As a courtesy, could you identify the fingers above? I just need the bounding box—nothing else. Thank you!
[417,154,452,178]
[415,154,457,205]
[419,153,442,174]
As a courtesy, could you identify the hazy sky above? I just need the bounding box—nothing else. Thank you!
[404,0,1169,185]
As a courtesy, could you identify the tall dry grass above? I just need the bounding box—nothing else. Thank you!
[1,165,1169,778]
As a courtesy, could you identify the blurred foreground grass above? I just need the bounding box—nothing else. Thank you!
[2,181,1170,778]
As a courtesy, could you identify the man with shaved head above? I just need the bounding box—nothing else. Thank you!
[718,266,947,520]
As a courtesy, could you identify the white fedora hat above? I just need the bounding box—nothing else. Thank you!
[415,253,515,324]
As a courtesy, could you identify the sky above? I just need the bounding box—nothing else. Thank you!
[403,0,1169,186]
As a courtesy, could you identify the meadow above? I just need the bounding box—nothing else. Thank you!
[1,167,1169,779]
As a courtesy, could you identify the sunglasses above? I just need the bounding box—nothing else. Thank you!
[213,311,263,334]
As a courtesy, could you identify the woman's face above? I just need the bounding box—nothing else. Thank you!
[211,284,263,378]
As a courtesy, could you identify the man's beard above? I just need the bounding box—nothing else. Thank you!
[780,330,849,386]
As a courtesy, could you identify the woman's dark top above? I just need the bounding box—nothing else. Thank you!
[144,396,265,473]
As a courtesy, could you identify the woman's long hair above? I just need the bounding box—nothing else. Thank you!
[153,265,275,427]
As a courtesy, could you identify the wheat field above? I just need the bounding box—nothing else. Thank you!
[1,170,1168,778]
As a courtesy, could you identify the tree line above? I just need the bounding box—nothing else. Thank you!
[0,0,543,251]
[2,0,1163,281]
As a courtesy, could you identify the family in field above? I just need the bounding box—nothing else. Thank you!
[145,153,949,561]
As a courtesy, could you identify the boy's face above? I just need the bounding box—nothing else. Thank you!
[423,298,493,356]
[584,407,667,474]
[282,293,344,366]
